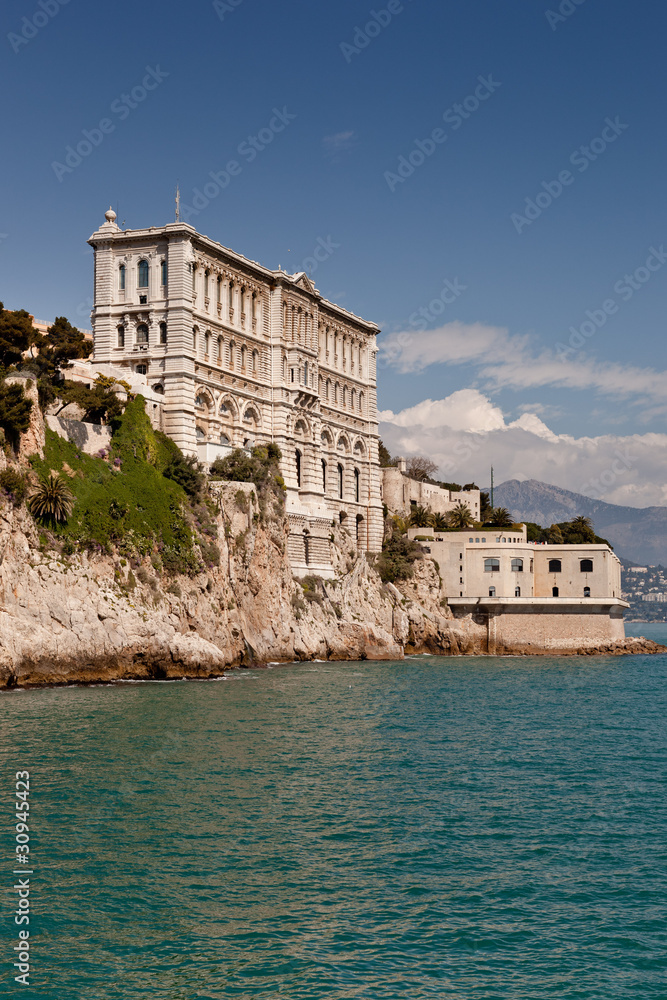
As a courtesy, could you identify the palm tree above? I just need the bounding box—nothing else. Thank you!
[391,514,409,535]
[409,505,431,528]
[28,474,75,526]
[447,502,474,529]
[429,511,450,532]
[489,507,513,528]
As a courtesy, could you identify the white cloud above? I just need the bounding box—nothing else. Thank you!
[379,321,667,403]
[380,388,667,506]
[322,131,357,155]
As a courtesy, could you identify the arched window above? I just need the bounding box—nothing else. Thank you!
[153,383,164,394]
[252,350,258,374]
[204,270,210,299]
[511,558,523,572]
[549,559,562,573]
[220,433,230,445]
[354,468,360,502]
[251,293,257,321]
[552,586,559,597]
[217,337,223,363]
[138,259,149,288]
[489,586,496,597]
[240,345,246,369]
[334,382,339,404]
[192,327,197,351]
[136,324,148,345]
[117,325,125,348]
[161,261,167,286]
[217,276,222,304]
[322,459,327,492]
[295,449,302,488]
[196,426,205,441]
[337,463,344,499]
[304,361,308,385]
[580,559,593,573]
[191,263,197,291]
[359,391,364,413]
[159,322,167,345]
[229,341,235,368]
[584,586,591,597]
[484,558,500,573]
[119,264,126,290]
[342,386,347,407]
[228,282,234,315]
[351,388,356,410]
[515,586,521,597]
[326,379,330,400]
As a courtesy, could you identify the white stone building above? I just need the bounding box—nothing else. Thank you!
[87,209,384,575]
[382,461,480,520]
[406,526,627,651]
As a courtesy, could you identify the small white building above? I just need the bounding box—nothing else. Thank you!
[407,527,627,653]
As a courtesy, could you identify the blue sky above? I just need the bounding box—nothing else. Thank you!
[2,0,667,503]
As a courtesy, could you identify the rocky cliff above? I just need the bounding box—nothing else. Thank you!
[0,480,485,689]
[0,396,661,689]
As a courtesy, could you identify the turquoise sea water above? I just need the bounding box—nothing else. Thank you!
[2,627,667,998]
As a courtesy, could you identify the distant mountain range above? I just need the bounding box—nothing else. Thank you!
[491,479,667,567]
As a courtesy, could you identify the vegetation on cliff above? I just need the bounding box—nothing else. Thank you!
[27,397,218,574]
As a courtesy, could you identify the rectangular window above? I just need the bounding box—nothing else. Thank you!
[161,261,167,286]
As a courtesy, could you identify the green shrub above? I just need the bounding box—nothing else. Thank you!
[301,575,324,604]
[0,467,28,506]
[0,381,33,448]
[210,445,284,502]
[375,530,423,583]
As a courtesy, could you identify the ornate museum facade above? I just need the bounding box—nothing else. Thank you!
[88,209,384,573]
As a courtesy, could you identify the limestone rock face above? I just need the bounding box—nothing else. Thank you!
[0,483,475,688]
[0,405,661,689]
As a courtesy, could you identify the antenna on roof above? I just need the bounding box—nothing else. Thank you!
[175,183,180,222]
